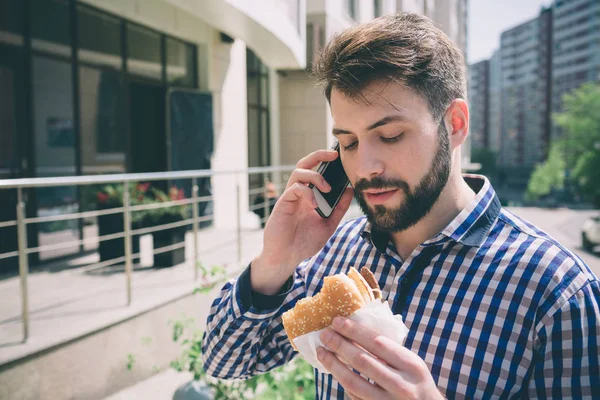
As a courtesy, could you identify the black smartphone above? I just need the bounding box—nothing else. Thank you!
[310,142,350,218]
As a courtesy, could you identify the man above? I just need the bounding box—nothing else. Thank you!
[201,13,600,399]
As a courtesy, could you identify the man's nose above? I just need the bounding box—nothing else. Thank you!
[354,144,384,180]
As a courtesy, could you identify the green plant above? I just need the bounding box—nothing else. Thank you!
[126,353,136,371]
[95,182,152,225]
[143,186,189,225]
[170,318,315,400]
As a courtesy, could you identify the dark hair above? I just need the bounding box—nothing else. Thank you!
[313,13,467,119]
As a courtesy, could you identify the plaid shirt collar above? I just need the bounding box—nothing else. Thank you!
[361,174,502,253]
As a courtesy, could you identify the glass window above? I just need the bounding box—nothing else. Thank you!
[78,6,122,69]
[79,66,126,174]
[0,0,24,46]
[32,55,78,260]
[166,37,195,87]
[127,23,162,80]
[0,66,17,176]
[31,0,71,57]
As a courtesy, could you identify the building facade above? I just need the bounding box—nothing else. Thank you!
[469,0,599,199]
[551,0,600,139]
[0,0,469,270]
[468,60,490,151]
[0,0,306,267]
[487,49,502,154]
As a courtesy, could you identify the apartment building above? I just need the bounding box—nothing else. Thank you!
[468,60,490,151]
[497,8,552,190]
[551,0,600,139]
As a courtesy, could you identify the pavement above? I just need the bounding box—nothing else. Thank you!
[0,226,265,366]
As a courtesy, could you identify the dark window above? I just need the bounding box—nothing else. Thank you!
[166,37,195,87]
[31,0,71,57]
[127,23,162,79]
[32,55,79,259]
[78,5,122,69]
[0,66,17,176]
[79,66,126,168]
[0,0,24,46]
[247,49,270,204]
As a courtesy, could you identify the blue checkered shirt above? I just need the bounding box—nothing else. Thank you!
[202,175,600,399]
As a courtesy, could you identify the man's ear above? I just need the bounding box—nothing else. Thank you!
[443,99,469,149]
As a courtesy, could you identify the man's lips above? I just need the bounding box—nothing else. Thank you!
[362,189,399,205]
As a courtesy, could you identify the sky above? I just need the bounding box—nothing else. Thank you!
[468,0,553,64]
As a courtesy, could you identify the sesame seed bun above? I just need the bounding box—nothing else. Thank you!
[282,267,382,349]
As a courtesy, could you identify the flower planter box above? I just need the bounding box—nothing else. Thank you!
[97,210,140,263]
[152,226,186,267]
[149,213,187,268]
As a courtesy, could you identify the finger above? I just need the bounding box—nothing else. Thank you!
[321,328,402,395]
[317,347,386,400]
[296,149,339,170]
[331,317,417,371]
[279,183,318,209]
[285,168,332,193]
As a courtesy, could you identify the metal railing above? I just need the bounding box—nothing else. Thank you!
[0,165,295,342]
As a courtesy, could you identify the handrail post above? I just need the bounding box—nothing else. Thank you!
[17,187,30,342]
[236,183,242,264]
[263,175,270,226]
[192,178,199,280]
[123,181,132,305]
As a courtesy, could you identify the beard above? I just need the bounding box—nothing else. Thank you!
[354,123,451,233]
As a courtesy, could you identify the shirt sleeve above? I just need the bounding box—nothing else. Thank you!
[200,261,310,380]
[528,280,600,398]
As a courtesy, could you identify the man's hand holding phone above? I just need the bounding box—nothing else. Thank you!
[251,148,354,296]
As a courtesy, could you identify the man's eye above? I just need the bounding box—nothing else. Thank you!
[381,133,403,143]
[343,141,357,151]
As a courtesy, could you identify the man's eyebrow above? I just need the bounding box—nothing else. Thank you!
[366,115,407,131]
[332,115,407,136]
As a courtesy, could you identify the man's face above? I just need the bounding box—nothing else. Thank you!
[331,82,452,233]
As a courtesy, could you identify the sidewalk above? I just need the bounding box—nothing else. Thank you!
[0,226,264,366]
[103,370,194,400]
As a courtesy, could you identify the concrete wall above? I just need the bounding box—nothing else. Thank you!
[210,40,252,229]
[0,290,216,400]
[279,70,328,165]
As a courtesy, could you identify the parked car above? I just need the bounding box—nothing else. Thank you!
[582,215,600,252]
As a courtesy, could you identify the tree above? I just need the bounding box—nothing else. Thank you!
[526,83,600,207]
[471,147,497,181]
[525,144,565,202]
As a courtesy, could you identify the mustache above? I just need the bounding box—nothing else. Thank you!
[353,176,409,193]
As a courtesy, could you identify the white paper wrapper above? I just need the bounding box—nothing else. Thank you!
[292,300,409,374]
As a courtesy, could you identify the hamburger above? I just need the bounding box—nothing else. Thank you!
[282,267,382,349]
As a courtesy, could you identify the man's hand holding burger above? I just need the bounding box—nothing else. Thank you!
[250,149,354,295]
[317,317,445,400]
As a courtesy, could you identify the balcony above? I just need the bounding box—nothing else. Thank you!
[167,0,306,69]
